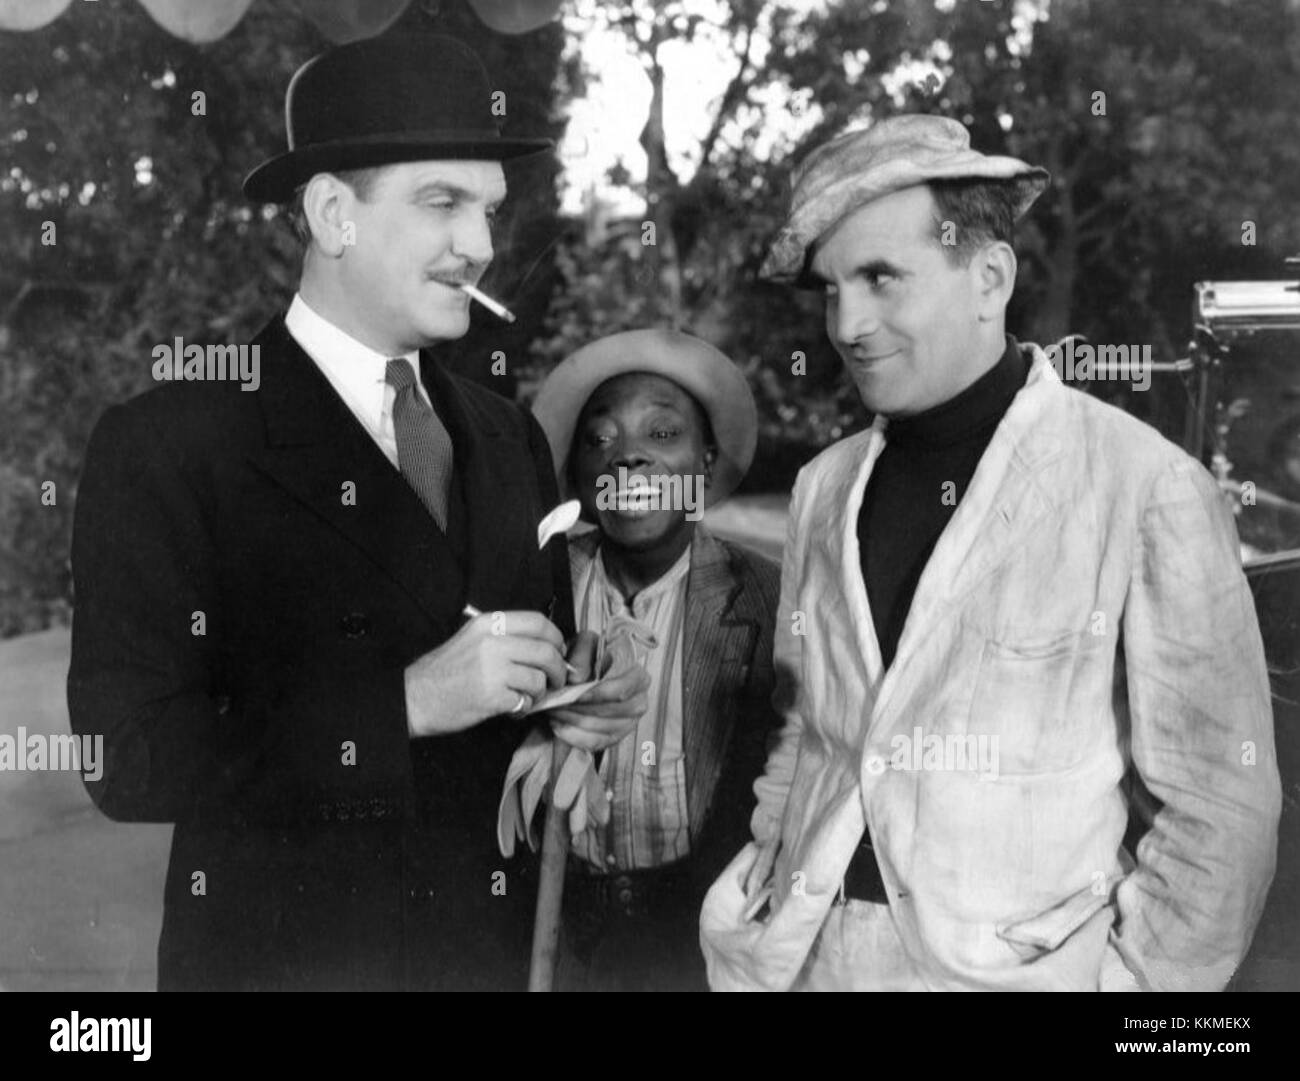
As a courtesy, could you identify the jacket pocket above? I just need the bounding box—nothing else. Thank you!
[966,630,1097,775]
[996,877,1119,960]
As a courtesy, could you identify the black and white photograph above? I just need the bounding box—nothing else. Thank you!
[0,0,1297,1046]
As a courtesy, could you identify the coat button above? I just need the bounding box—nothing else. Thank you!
[339,612,370,638]
[613,875,634,909]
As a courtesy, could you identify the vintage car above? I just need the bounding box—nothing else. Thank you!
[1189,278,1300,989]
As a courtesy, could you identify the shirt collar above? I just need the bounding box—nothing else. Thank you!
[594,540,693,614]
[285,293,421,411]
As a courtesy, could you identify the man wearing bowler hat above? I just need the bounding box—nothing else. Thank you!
[700,114,1280,991]
[68,33,647,991]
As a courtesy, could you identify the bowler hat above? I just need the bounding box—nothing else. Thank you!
[762,114,1049,283]
[532,329,758,510]
[244,34,553,203]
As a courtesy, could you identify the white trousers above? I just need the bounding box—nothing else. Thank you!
[791,899,1143,991]
[793,900,924,991]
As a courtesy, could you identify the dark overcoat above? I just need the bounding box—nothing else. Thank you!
[68,315,571,990]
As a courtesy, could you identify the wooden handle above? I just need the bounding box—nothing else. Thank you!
[527,739,572,991]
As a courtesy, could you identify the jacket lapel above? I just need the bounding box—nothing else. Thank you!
[682,528,757,843]
[834,419,889,697]
[869,347,1067,733]
[420,354,535,611]
[248,317,466,628]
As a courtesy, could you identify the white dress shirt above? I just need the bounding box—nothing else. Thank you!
[284,292,429,468]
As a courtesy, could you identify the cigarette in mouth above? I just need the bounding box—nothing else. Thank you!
[458,283,516,324]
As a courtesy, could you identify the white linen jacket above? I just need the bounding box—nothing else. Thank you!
[700,343,1281,991]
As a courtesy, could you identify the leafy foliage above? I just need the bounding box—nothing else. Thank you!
[0,0,564,635]
[4,0,1300,632]
[527,0,1300,488]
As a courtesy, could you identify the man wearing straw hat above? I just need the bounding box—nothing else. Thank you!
[68,33,646,991]
[700,114,1280,991]
[500,329,782,990]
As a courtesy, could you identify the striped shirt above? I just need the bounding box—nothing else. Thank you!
[568,532,692,872]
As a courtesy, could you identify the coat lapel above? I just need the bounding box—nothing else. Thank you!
[419,353,535,611]
[248,317,466,628]
[869,348,1067,733]
[682,528,757,843]
[834,418,889,699]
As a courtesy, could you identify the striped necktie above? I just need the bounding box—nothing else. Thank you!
[386,359,453,530]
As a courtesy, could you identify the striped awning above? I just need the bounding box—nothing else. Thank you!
[0,0,563,42]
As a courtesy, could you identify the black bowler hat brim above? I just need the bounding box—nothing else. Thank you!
[243,34,555,205]
[243,132,553,204]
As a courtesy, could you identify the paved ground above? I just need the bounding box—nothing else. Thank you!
[0,627,170,991]
[1,495,1295,990]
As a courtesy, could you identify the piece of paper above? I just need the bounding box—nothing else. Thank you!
[536,499,582,550]
[525,679,600,715]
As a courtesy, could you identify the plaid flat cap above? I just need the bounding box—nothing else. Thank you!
[760,114,1050,283]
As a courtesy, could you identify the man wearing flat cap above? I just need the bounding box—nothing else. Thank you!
[68,33,647,991]
[700,114,1281,991]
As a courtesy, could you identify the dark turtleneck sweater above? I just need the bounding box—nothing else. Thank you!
[858,335,1029,670]
[844,335,1029,904]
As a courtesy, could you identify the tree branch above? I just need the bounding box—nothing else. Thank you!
[613,6,651,58]
[1074,195,1130,234]
[696,5,759,175]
